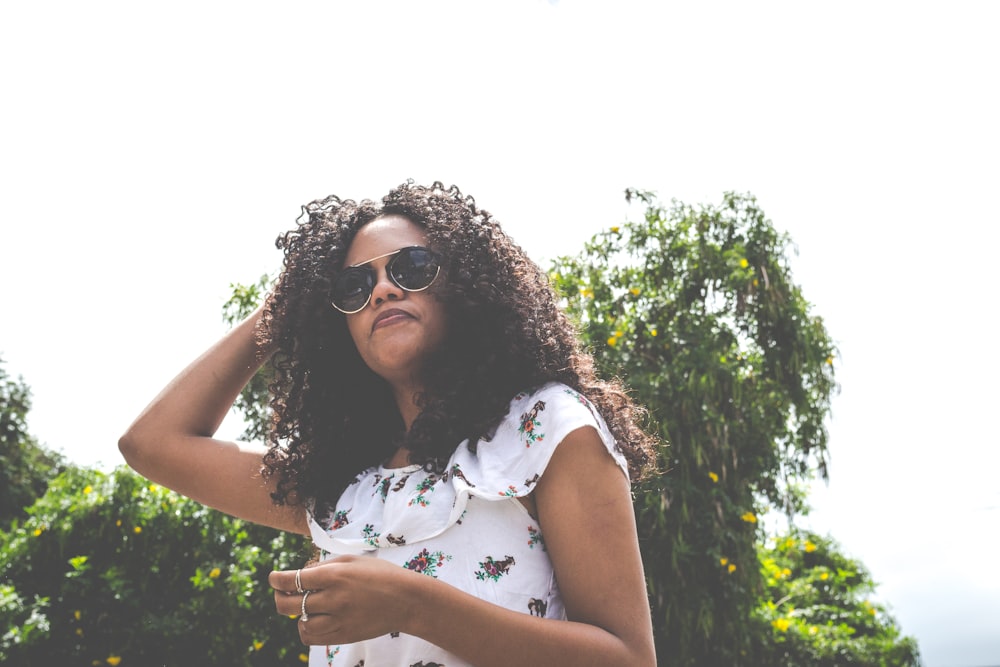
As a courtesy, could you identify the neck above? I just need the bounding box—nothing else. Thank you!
[392,381,423,432]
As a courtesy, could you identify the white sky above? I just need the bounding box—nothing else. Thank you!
[2,2,998,665]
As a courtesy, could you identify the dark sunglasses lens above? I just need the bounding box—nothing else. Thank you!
[391,248,440,290]
[332,268,374,312]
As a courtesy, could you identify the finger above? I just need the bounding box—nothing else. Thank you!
[299,616,335,646]
[274,589,328,619]
[270,559,331,593]
[273,588,300,616]
[268,569,298,593]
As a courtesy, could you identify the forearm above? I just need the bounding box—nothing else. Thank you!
[120,307,267,450]
[405,576,654,667]
[115,307,305,532]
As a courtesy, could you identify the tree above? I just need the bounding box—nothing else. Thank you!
[221,274,274,443]
[0,466,309,665]
[550,190,915,665]
[0,357,65,528]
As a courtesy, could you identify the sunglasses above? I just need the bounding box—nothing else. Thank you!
[331,246,442,314]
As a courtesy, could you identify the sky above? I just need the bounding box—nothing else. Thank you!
[1,1,998,665]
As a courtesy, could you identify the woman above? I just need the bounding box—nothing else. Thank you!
[120,181,658,666]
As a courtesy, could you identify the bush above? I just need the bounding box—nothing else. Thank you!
[1,358,66,527]
[0,465,311,666]
[752,530,922,666]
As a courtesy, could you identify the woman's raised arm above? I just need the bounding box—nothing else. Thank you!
[118,307,308,535]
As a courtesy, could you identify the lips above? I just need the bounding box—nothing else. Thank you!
[371,307,415,332]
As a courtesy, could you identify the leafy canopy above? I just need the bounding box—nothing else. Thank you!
[551,190,914,665]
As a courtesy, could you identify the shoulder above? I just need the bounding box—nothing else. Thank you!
[503,382,599,425]
[496,382,610,448]
[451,383,628,497]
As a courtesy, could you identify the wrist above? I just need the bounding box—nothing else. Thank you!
[395,568,438,637]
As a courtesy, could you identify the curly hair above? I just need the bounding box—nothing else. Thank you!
[258,181,656,513]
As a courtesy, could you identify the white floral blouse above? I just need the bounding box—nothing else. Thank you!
[305,382,628,667]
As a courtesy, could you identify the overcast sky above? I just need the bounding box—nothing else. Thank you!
[2,2,998,665]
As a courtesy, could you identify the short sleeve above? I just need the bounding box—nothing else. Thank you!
[450,382,629,501]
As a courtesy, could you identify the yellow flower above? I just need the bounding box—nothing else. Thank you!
[253,640,264,651]
[650,328,658,337]
[739,258,749,268]
[740,512,757,524]
[133,526,142,534]
[820,572,829,580]
[708,471,719,483]
[752,278,759,287]
[76,628,84,637]
[783,538,796,549]
[720,557,728,566]
[289,614,299,620]
[33,528,43,537]
[781,568,792,578]
[804,541,817,553]
[607,337,617,347]
[106,656,122,666]
[825,356,834,366]
[727,563,737,573]
[74,610,81,621]
[83,485,93,495]
[580,287,594,298]
[149,484,157,492]
[610,226,620,233]
[209,567,221,579]
[630,287,641,296]
[809,625,818,635]
[772,618,791,632]
[299,653,309,663]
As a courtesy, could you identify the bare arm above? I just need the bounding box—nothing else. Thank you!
[411,425,656,665]
[271,426,656,665]
[119,307,308,535]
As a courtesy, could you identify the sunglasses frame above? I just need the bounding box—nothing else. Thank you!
[331,245,442,314]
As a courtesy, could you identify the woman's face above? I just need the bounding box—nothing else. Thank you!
[342,215,448,389]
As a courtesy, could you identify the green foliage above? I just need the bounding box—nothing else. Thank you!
[0,465,311,666]
[222,274,274,443]
[0,357,65,527]
[754,531,921,666]
[550,191,841,665]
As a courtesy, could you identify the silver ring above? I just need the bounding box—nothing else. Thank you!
[295,569,304,594]
[300,590,310,623]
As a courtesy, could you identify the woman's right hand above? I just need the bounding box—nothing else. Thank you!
[118,306,308,535]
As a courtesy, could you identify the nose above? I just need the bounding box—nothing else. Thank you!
[369,265,404,307]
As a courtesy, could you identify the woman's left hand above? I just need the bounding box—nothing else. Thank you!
[269,555,425,646]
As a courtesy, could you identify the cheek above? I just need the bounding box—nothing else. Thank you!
[345,317,367,351]
[427,303,450,345]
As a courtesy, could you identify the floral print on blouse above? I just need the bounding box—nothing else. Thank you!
[305,382,628,667]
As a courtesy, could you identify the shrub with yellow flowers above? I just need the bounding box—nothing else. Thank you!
[0,465,310,666]
[752,530,920,666]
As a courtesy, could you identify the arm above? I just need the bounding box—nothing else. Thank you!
[118,307,308,535]
[271,425,656,666]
